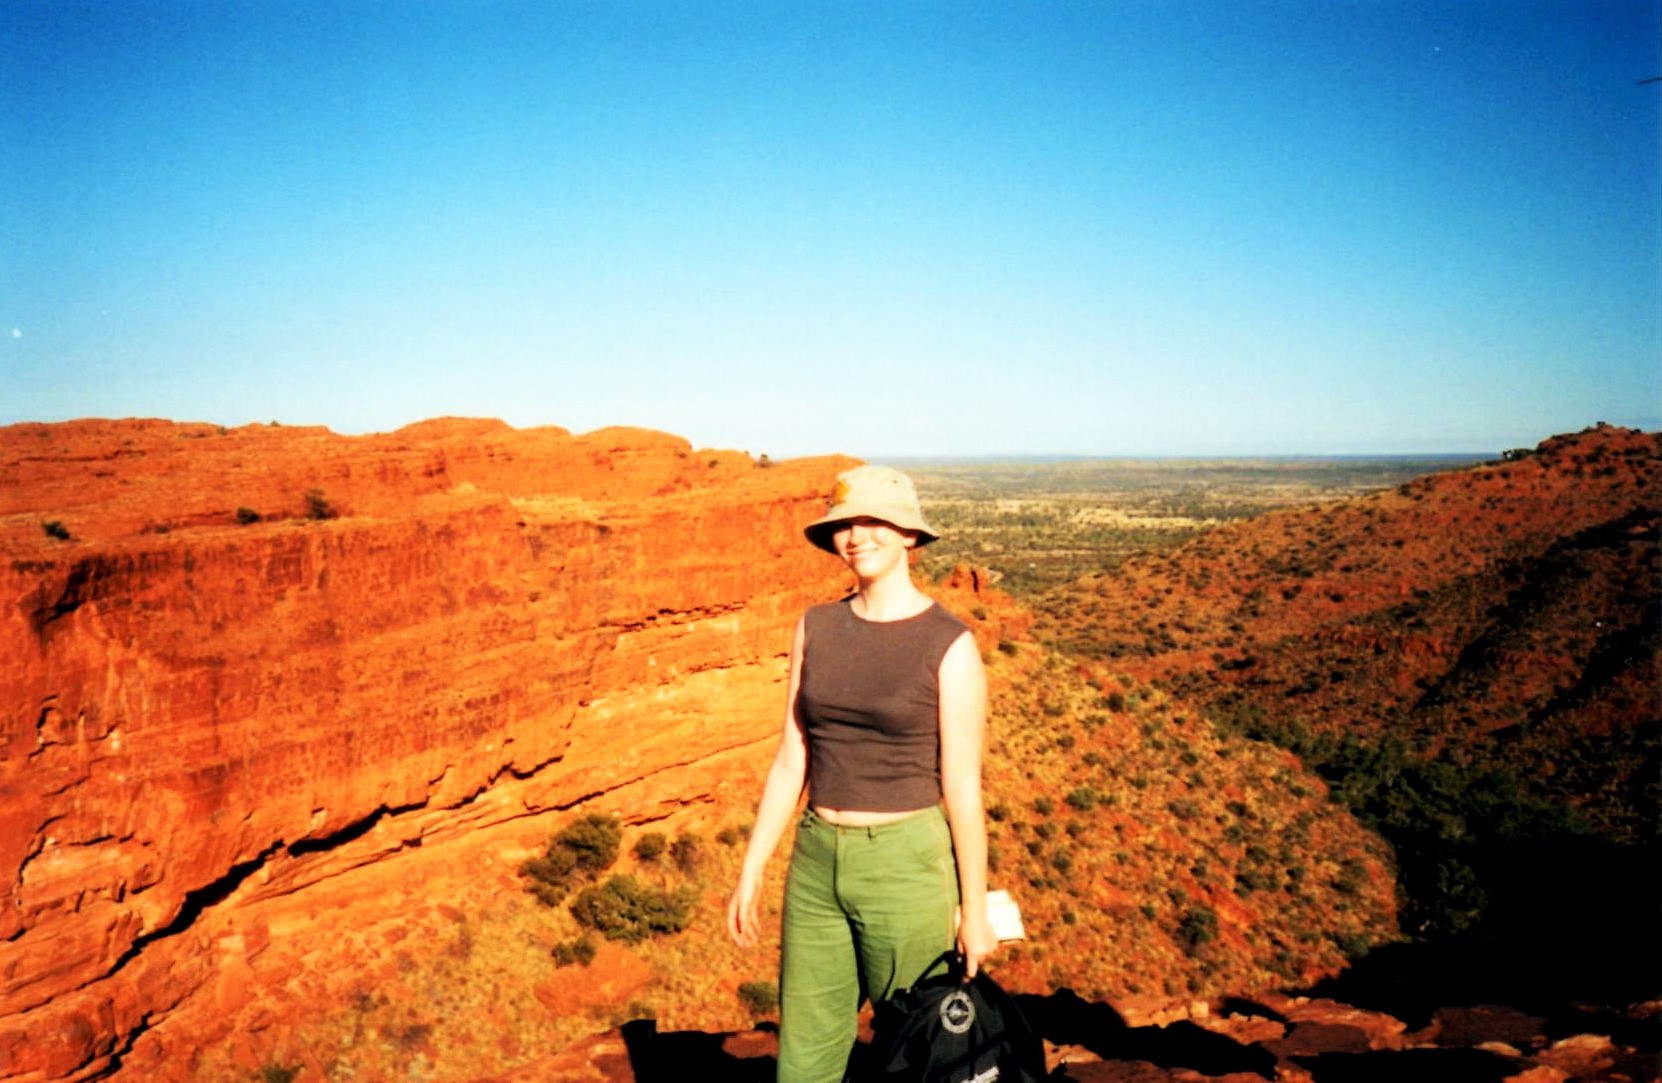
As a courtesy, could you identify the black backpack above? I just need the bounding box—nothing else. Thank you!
[867,953,1048,1082]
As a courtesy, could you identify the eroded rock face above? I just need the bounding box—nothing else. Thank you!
[0,418,855,1081]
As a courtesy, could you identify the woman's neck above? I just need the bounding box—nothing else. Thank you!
[851,565,930,622]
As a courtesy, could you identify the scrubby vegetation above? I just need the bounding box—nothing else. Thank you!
[977,647,1397,1003]
[304,487,337,520]
[570,875,695,943]
[518,813,623,907]
[737,980,779,1017]
[1014,427,1660,984]
[519,814,701,951]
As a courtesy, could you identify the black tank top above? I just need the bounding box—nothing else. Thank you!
[796,599,970,812]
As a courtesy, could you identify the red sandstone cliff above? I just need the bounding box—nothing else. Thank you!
[1,418,855,1081]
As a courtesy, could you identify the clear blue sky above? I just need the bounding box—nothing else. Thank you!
[3,1,1657,457]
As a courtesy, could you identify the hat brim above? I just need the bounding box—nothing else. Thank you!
[804,504,940,554]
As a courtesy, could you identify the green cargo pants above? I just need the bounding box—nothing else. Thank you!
[777,806,959,1083]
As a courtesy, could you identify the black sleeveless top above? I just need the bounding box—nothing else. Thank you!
[796,599,970,812]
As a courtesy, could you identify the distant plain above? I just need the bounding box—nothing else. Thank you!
[901,455,1488,595]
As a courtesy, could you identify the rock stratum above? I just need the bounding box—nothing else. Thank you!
[1,418,856,1081]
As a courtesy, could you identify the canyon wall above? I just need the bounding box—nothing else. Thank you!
[0,418,855,1081]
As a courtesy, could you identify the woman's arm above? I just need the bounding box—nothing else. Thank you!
[938,629,996,977]
[726,615,809,947]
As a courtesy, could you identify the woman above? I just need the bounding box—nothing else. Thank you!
[727,464,998,1082]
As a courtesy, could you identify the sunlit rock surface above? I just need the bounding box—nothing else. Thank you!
[1,418,854,1081]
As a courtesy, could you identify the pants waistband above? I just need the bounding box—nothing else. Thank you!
[801,805,942,838]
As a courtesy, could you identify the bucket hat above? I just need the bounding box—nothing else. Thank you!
[804,465,940,553]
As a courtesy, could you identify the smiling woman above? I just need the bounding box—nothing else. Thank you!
[727,465,996,1083]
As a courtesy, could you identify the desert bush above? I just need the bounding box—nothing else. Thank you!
[633,832,667,862]
[1064,786,1099,812]
[235,506,261,525]
[519,813,622,904]
[737,980,780,1016]
[41,520,70,540]
[1163,793,1203,820]
[552,936,597,967]
[304,488,337,520]
[570,875,694,944]
[556,814,623,873]
[670,832,705,875]
[523,871,571,908]
[1176,906,1218,951]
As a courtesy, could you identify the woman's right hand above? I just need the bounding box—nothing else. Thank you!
[726,869,764,947]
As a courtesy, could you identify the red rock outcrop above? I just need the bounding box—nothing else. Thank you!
[0,418,856,1081]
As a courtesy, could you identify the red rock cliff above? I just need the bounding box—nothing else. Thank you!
[0,418,855,1081]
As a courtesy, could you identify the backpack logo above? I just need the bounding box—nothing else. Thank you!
[939,989,976,1034]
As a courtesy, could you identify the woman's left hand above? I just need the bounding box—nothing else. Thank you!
[957,910,999,979]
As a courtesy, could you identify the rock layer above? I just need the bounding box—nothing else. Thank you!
[0,418,855,1081]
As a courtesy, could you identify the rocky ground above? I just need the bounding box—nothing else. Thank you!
[484,987,1661,1082]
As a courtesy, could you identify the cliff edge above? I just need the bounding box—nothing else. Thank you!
[1,418,854,1081]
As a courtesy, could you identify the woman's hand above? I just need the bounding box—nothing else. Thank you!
[726,869,765,948]
[727,615,808,950]
[957,908,999,978]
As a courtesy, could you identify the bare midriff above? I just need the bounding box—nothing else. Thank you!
[811,806,920,827]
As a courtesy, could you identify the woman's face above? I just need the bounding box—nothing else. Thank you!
[831,516,916,579]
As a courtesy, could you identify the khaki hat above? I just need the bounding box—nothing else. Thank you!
[804,465,940,554]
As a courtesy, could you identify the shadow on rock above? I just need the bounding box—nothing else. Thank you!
[1023,989,1277,1080]
[621,1018,777,1083]
[1291,1047,1519,1083]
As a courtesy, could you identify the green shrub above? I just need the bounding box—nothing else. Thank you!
[633,832,667,862]
[553,936,597,967]
[1332,930,1373,960]
[1176,906,1218,952]
[570,875,694,944]
[737,980,780,1016]
[555,814,622,874]
[1064,787,1099,812]
[519,844,579,904]
[670,832,704,875]
[304,488,337,520]
[519,813,621,904]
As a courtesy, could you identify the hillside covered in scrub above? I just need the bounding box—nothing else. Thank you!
[1038,423,1660,998]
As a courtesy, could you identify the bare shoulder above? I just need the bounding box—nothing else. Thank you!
[938,628,986,686]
